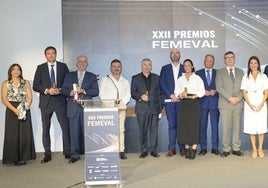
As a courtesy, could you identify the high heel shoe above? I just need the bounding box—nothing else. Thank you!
[258,149,264,158]
[252,150,257,158]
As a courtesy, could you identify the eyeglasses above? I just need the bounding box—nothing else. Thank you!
[224,56,235,59]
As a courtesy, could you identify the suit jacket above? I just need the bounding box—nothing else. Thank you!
[264,65,268,77]
[196,68,218,110]
[159,63,184,104]
[33,61,69,109]
[61,71,99,118]
[131,73,161,115]
[216,67,244,109]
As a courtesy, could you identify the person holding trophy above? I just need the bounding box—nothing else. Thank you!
[33,46,71,163]
[176,59,205,160]
[131,58,162,159]
[61,55,99,163]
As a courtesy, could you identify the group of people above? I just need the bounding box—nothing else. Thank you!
[1,46,268,166]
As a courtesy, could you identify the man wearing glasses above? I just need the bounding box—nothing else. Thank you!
[216,51,244,157]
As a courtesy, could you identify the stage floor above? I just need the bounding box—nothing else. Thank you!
[1,151,268,188]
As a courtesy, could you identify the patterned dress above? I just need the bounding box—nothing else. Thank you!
[2,79,36,164]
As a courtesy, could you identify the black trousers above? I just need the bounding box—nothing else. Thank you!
[136,110,159,153]
[41,97,70,155]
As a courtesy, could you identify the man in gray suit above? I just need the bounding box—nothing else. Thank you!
[131,58,162,158]
[216,51,244,157]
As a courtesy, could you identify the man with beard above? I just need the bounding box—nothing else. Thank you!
[99,59,131,159]
[159,48,185,157]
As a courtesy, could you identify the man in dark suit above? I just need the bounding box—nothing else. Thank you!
[61,55,99,163]
[263,65,268,77]
[196,55,220,156]
[159,48,185,157]
[33,46,71,163]
[131,58,161,158]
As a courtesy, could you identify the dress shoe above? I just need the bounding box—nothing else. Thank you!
[14,162,21,166]
[221,151,230,157]
[65,154,71,159]
[119,152,127,160]
[151,151,160,158]
[41,155,52,163]
[211,149,220,155]
[189,149,197,160]
[139,152,148,159]
[68,157,80,164]
[166,149,176,157]
[232,150,244,157]
[199,149,207,156]
[180,149,187,156]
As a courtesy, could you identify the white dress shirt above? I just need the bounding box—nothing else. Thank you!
[99,75,131,107]
[176,72,205,98]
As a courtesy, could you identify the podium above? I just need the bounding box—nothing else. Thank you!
[79,99,122,186]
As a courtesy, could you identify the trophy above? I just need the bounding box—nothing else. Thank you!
[73,83,78,101]
[184,87,188,97]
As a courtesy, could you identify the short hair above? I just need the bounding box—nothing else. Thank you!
[76,55,88,62]
[204,54,215,61]
[224,51,235,58]
[44,46,57,55]
[110,59,121,67]
[141,58,152,65]
[8,63,23,80]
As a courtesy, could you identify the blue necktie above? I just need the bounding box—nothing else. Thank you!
[50,65,55,87]
[206,70,211,85]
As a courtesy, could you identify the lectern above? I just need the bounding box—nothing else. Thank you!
[78,99,122,186]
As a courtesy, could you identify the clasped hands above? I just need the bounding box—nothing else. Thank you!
[47,87,61,95]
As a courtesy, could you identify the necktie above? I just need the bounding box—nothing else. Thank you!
[78,72,83,86]
[50,65,56,87]
[206,70,211,85]
[230,68,235,82]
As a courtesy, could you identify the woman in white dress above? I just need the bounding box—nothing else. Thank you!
[241,56,268,158]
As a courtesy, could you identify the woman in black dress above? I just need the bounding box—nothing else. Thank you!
[1,64,36,166]
[176,59,205,159]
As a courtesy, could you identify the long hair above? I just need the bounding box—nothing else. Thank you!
[183,59,195,72]
[8,63,23,80]
[247,56,261,78]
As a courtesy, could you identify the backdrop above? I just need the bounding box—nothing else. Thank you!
[62,0,268,152]
[0,0,268,159]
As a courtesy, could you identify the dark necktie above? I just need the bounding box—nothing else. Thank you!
[206,70,211,85]
[50,65,56,87]
[230,68,235,82]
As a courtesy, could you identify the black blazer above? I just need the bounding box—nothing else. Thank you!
[131,73,161,115]
[33,61,69,109]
